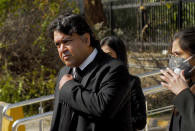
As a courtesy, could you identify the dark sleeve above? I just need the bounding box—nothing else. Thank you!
[59,64,130,119]
[131,76,146,130]
[50,69,64,130]
[52,70,61,108]
[173,88,195,130]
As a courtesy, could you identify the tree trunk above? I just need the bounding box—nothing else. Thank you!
[83,0,106,27]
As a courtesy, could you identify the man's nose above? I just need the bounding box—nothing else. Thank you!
[59,43,67,51]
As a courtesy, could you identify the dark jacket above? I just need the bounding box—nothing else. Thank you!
[169,84,195,131]
[130,75,146,130]
[50,50,135,131]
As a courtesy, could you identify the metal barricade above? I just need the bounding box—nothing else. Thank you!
[2,95,54,131]
[1,69,172,131]
[12,111,53,131]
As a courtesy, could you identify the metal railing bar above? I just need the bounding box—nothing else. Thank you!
[148,126,167,131]
[147,105,173,116]
[147,105,173,113]
[3,94,54,121]
[137,70,162,78]
[128,57,169,61]
[148,107,173,116]
[129,65,165,70]
[109,1,177,10]
[143,85,168,95]
[102,0,118,3]
[12,111,53,131]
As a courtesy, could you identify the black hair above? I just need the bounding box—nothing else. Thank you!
[48,13,100,48]
[100,36,128,66]
[173,27,195,55]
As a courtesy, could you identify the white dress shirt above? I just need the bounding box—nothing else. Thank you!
[74,48,98,71]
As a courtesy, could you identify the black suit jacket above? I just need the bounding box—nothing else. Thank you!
[169,87,195,131]
[50,50,135,131]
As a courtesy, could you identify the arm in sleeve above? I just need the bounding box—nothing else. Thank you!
[131,76,146,130]
[59,64,130,119]
[173,88,195,130]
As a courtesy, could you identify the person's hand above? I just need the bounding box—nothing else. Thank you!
[160,68,189,95]
[190,84,195,95]
[59,74,73,90]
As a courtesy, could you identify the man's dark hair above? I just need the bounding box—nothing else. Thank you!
[100,36,128,67]
[48,13,100,48]
[173,27,195,55]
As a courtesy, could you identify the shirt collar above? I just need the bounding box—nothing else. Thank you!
[76,48,98,71]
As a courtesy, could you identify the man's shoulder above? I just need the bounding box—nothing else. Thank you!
[98,50,125,68]
[98,56,128,77]
[104,58,124,67]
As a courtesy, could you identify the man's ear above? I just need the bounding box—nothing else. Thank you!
[82,33,90,46]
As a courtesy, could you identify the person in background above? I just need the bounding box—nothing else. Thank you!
[48,13,134,131]
[160,27,195,131]
[100,36,147,131]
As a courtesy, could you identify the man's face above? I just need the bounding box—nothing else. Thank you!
[54,31,90,67]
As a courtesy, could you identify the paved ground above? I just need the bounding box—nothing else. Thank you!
[24,119,51,131]
[147,116,170,131]
[24,116,170,131]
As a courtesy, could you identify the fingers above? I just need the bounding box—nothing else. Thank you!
[59,74,73,90]
[160,68,189,95]
[167,68,180,79]
[190,84,195,95]
[160,81,170,89]
[66,74,73,79]
[160,68,178,89]
[180,70,186,81]
[160,74,172,90]
[160,68,181,82]
[62,74,73,81]
[160,69,172,83]
[160,74,167,83]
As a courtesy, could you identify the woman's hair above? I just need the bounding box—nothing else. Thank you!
[173,27,195,55]
[100,36,128,66]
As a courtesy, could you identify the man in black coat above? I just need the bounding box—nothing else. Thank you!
[48,13,134,131]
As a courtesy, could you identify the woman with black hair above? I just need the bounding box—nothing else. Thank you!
[160,27,195,131]
[100,36,147,131]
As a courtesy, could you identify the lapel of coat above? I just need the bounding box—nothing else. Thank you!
[81,50,105,88]
[52,66,71,124]
[56,66,72,101]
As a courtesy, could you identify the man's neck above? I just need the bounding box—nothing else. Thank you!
[78,48,97,70]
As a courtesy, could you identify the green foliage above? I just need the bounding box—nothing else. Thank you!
[166,3,172,9]
[0,0,10,10]
[22,66,56,99]
[0,64,56,103]
[0,68,23,103]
